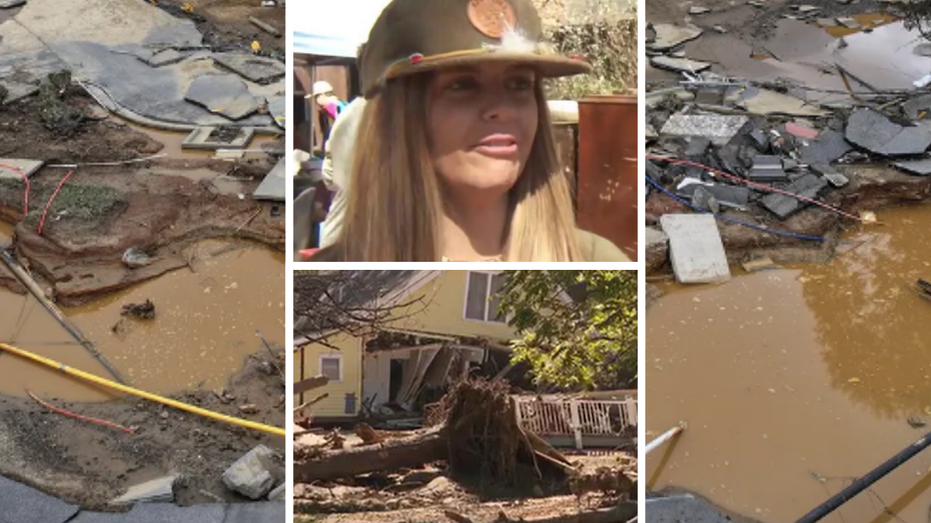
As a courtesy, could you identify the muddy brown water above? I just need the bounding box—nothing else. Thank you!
[647,204,931,523]
[0,240,284,401]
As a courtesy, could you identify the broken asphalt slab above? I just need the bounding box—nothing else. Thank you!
[253,158,286,202]
[893,158,931,176]
[648,24,703,52]
[728,87,829,117]
[185,74,259,121]
[760,173,828,219]
[650,55,712,74]
[846,108,931,156]
[800,129,852,165]
[213,54,285,85]
[69,501,285,523]
[0,474,79,523]
[660,214,731,284]
[646,495,734,523]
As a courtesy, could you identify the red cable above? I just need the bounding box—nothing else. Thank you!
[645,154,865,222]
[26,389,135,434]
[37,170,73,235]
[0,163,31,216]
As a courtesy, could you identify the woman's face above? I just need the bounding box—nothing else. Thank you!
[425,63,538,199]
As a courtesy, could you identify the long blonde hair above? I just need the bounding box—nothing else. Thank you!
[332,74,581,261]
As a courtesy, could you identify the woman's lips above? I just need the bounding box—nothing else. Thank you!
[473,135,518,157]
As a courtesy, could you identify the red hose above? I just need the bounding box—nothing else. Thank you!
[0,163,31,216]
[26,389,135,435]
[645,154,866,222]
[37,170,73,235]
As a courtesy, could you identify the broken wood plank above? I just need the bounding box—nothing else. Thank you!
[294,392,329,413]
[294,375,329,394]
[249,16,280,37]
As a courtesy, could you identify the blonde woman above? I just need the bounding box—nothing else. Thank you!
[310,0,629,262]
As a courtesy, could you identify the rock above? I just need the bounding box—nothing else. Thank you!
[742,256,779,272]
[748,155,789,183]
[661,214,731,284]
[646,226,669,273]
[267,483,286,501]
[691,186,721,214]
[732,87,829,117]
[660,114,750,146]
[810,164,850,187]
[800,130,853,165]
[893,158,931,176]
[121,247,152,268]
[760,174,829,219]
[689,6,710,14]
[713,25,727,34]
[159,411,169,420]
[914,43,931,57]
[110,475,177,505]
[796,4,819,12]
[836,17,860,28]
[184,74,259,121]
[421,476,453,494]
[222,445,278,500]
[677,181,750,208]
[908,416,927,428]
[650,55,712,74]
[846,109,931,156]
[238,403,259,414]
[648,24,703,51]
[403,469,443,484]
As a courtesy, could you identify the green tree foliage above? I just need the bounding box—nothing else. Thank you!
[497,271,638,391]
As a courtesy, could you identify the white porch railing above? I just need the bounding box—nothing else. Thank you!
[513,396,638,450]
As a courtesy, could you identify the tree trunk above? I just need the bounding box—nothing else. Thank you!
[295,424,448,482]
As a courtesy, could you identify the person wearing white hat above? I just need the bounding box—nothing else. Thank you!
[306,80,348,155]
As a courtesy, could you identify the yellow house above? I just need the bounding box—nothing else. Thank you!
[294,271,518,421]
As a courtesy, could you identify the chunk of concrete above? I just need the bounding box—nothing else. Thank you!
[650,55,712,74]
[846,109,931,156]
[253,157,285,201]
[660,114,750,146]
[184,74,259,121]
[646,226,669,273]
[0,474,79,523]
[222,445,278,499]
[810,164,850,187]
[213,53,285,85]
[689,6,710,14]
[0,159,43,180]
[760,174,828,219]
[893,158,931,176]
[110,475,176,504]
[648,24,703,51]
[660,214,731,284]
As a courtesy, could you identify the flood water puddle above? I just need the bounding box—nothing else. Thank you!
[0,240,285,401]
[647,204,931,523]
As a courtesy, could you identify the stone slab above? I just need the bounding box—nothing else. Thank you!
[893,158,931,176]
[646,494,732,523]
[650,55,712,74]
[0,474,79,523]
[185,74,258,121]
[760,174,828,219]
[648,24,703,51]
[253,157,285,201]
[181,126,255,150]
[846,108,931,156]
[676,179,750,208]
[0,158,43,180]
[213,53,284,85]
[110,475,176,505]
[142,49,186,67]
[267,95,285,128]
[71,503,225,523]
[810,163,850,187]
[222,502,286,523]
[660,214,731,284]
[800,129,852,164]
[661,114,750,146]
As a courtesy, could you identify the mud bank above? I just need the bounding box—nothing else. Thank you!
[646,204,931,523]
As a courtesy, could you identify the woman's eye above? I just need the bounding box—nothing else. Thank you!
[447,77,479,92]
[506,76,535,91]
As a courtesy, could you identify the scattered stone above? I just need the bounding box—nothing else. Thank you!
[0,0,26,7]
[267,483,286,501]
[817,18,839,27]
[253,157,286,202]
[671,50,686,58]
[713,25,727,34]
[212,53,285,85]
[660,114,750,146]
[159,411,169,420]
[749,128,769,150]
[646,227,669,273]
[122,247,152,269]
[836,17,860,28]
[901,93,931,122]
[660,214,731,284]
[893,158,931,176]
[800,130,853,165]
[689,6,711,14]
[747,0,764,6]
[0,159,44,181]
[846,109,931,156]
[914,43,931,57]
[650,55,712,74]
[748,155,789,182]
[648,24,703,51]
[810,164,850,187]
[677,180,751,208]
[691,186,721,213]
[733,87,829,117]
[796,4,820,12]
[760,174,829,219]
[222,445,278,500]
[121,299,156,320]
[742,256,779,272]
[238,403,259,414]
[110,475,177,505]
[139,49,185,67]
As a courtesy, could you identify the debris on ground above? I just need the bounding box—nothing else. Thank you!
[222,444,284,500]
[121,299,156,320]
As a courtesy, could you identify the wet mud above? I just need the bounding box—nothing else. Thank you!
[646,204,931,523]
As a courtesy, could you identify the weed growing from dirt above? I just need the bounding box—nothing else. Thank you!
[1,178,126,225]
[37,71,86,137]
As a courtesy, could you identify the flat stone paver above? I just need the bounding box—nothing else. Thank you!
[70,503,225,523]
[661,214,730,284]
[0,475,79,523]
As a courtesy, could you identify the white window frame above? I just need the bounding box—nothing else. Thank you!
[319,354,343,383]
[463,271,506,324]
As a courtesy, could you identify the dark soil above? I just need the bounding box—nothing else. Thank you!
[0,350,286,510]
[153,0,285,58]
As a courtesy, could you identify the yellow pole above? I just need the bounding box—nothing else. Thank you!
[0,342,285,437]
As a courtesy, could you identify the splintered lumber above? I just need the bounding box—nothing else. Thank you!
[294,375,329,394]
[294,424,447,482]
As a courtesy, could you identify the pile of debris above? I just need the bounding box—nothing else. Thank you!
[294,378,638,523]
[646,71,931,279]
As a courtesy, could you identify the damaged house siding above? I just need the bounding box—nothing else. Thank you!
[294,331,363,419]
